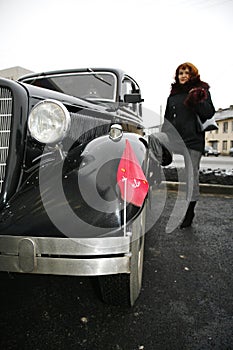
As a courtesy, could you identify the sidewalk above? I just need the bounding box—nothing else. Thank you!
[164,181,233,196]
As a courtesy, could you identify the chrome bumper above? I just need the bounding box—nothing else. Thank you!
[0,235,131,276]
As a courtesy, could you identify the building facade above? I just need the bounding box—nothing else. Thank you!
[206,106,233,155]
[0,66,33,81]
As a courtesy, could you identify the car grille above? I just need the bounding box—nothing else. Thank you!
[0,87,13,194]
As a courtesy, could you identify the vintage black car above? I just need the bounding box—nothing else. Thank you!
[0,68,156,306]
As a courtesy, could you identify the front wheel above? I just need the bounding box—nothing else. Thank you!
[98,207,146,307]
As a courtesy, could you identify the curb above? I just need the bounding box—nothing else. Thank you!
[162,181,233,196]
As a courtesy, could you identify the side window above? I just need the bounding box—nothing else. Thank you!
[122,78,139,114]
[122,79,135,95]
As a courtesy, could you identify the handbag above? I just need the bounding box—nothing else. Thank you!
[197,115,218,132]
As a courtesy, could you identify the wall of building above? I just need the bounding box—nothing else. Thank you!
[206,107,233,155]
[0,66,33,80]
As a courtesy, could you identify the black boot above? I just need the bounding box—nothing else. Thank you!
[180,201,196,229]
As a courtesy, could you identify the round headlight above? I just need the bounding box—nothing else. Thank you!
[109,124,123,141]
[28,99,71,144]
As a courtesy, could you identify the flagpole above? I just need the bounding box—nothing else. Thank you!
[124,178,127,236]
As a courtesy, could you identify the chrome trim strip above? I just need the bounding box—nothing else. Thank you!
[0,236,131,276]
[0,236,130,255]
[0,255,130,276]
[0,87,12,194]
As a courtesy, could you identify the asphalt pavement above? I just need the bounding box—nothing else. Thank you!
[0,189,233,350]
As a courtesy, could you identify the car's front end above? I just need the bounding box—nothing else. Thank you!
[0,69,150,306]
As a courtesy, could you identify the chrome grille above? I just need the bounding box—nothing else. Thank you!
[0,87,13,194]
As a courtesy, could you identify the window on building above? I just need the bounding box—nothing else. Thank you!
[222,140,227,150]
[231,121,233,132]
[231,140,233,148]
[223,121,228,133]
[212,141,218,150]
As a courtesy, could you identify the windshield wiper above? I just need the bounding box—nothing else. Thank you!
[87,68,112,86]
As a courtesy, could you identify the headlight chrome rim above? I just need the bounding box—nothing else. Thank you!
[109,123,123,141]
[28,99,71,144]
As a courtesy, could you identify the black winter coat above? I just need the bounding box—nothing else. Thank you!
[161,79,215,152]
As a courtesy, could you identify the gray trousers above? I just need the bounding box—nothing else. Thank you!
[149,132,202,201]
[179,147,202,202]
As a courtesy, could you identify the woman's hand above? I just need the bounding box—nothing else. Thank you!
[184,87,208,107]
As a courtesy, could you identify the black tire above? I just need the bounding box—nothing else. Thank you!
[98,207,146,307]
[98,273,131,306]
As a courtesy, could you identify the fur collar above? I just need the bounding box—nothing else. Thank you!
[170,77,210,96]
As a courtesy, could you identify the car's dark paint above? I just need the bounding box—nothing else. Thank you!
[0,69,148,238]
[0,133,147,238]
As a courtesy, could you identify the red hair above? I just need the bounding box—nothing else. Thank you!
[174,62,200,83]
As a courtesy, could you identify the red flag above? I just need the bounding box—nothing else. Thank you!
[117,139,149,207]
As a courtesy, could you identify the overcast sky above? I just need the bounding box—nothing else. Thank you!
[0,0,233,126]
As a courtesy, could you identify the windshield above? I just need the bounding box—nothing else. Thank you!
[23,72,117,102]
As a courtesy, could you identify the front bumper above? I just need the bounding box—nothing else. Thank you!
[0,235,131,276]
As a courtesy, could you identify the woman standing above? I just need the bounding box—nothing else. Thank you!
[150,62,215,228]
